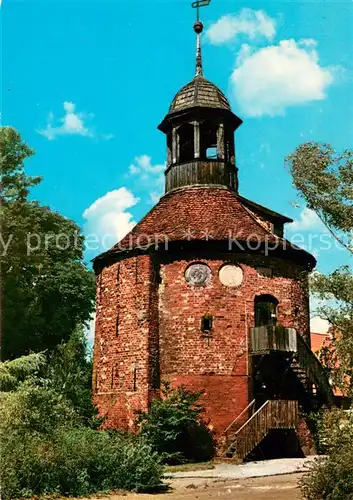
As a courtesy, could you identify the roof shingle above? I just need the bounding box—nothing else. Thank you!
[94,187,316,266]
[169,76,231,113]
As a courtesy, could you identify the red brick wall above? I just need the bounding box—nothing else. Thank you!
[93,254,159,430]
[93,250,310,435]
[158,254,309,434]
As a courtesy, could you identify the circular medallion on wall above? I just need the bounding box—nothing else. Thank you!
[185,263,211,287]
[219,264,243,288]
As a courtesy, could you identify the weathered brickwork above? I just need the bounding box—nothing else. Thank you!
[93,255,159,430]
[158,254,309,433]
[93,246,311,435]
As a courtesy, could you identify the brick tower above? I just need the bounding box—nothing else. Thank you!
[92,15,334,456]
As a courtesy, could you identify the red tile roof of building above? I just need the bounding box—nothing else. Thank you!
[94,187,316,266]
[311,332,332,354]
[310,332,346,397]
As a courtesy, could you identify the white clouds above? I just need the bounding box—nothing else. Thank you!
[129,155,165,204]
[83,187,139,251]
[129,155,165,177]
[207,8,276,45]
[82,154,164,254]
[38,101,92,140]
[149,191,162,204]
[286,208,335,259]
[289,207,325,232]
[38,101,113,141]
[310,316,330,334]
[208,7,340,116]
[231,39,335,117]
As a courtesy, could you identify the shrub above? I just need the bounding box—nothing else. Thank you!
[46,327,101,427]
[1,427,163,499]
[137,382,215,464]
[0,378,163,499]
[301,409,353,500]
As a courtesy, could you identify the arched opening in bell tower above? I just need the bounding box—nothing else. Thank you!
[200,121,218,159]
[178,123,195,163]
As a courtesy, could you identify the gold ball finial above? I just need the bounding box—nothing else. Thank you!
[193,20,204,34]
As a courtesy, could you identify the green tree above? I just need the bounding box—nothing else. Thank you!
[300,410,353,500]
[286,142,353,397]
[286,142,353,499]
[46,327,99,426]
[286,142,353,250]
[0,126,41,203]
[0,127,95,360]
[0,352,47,391]
[136,382,215,464]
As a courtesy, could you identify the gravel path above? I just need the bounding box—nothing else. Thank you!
[90,473,304,500]
[165,457,317,480]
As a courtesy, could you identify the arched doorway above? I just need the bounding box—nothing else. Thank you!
[255,295,278,327]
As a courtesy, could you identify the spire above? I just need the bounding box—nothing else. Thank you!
[194,20,204,77]
[192,1,211,77]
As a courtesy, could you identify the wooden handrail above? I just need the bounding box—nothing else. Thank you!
[250,326,297,353]
[224,400,299,460]
[234,400,269,436]
[296,333,335,406]
[223,399,256,437]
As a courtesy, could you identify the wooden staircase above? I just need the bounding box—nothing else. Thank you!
[220,329,336,461]
[222,400,299,460]
[251,327,335,408]
[295,333,335,406]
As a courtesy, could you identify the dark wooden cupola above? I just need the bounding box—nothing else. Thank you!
[158,20,242,194]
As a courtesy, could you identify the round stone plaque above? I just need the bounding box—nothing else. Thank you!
[219,265,243,288]
[185,263,211,287]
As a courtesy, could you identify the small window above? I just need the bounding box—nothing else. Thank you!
[201,315,213,332]
[131,364,137,392]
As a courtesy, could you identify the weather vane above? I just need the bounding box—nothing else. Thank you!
[192,0,212,22]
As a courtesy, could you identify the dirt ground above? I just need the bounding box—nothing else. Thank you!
[94,473,304,500]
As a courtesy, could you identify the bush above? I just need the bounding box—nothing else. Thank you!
[137,382,215,464]
[301,409,353,500]
[0,377,163,499]
[1,427,163,499]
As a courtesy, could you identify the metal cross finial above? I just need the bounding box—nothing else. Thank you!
[192,0,211,21]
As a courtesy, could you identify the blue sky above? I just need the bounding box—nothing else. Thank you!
[2,0,353,332]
